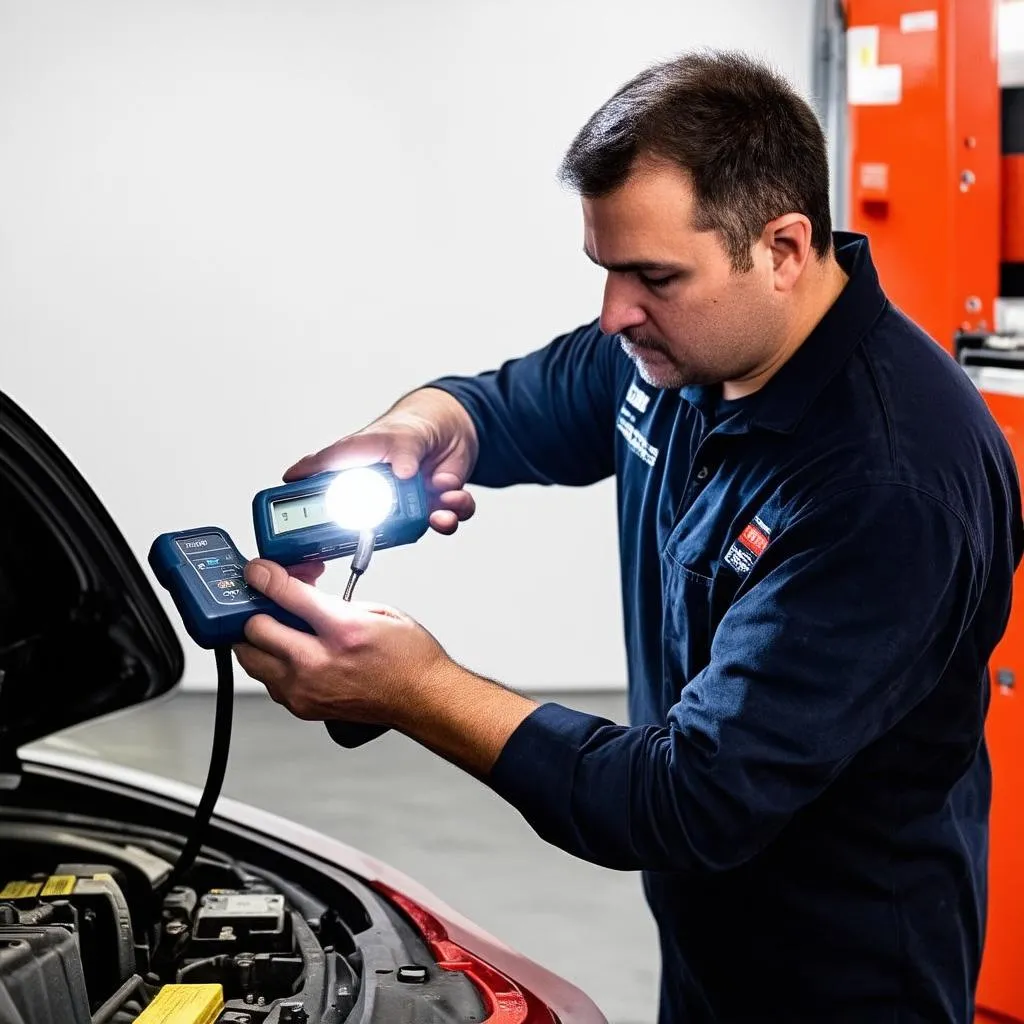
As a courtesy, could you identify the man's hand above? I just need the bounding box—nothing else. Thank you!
[234,559,539,775]
[284,387,480,537]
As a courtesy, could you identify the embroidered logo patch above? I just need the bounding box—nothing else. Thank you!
[626,382,651,413]
[724,516,772,575]
[616,416,660,466]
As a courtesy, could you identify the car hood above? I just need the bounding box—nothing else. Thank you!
[0,390,183,765]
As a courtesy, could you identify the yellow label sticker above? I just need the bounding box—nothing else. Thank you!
[41,875,76,897]
[0,881,42,899]
[134,984,225,1024]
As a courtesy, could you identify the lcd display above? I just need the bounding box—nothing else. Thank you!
[271,493,331,534]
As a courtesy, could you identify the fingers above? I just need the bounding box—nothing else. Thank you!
[243,612,323,663]
[287,561,326,586]
[233,642,288,691]
[430,470,464,491]
[429,510,458,534]
[435,488,475,519]
[284,432,424,482]
[244,559,347,635]
[426,485,475,535]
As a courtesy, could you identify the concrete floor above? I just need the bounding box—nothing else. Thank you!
[43,690,661,1024]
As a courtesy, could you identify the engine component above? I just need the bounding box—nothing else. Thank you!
[0,871,136,1006]
[192,891,289,953]
[90,975,151,1024]
[0,912,91,1024]
[52,863,131,896]
[178,950,304,1001]
[162,886,199,925]
[134,984,224,1024]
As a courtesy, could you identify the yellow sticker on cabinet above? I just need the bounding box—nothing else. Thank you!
[847,25,879,68]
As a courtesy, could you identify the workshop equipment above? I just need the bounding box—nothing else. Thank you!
[149,527,312,649]
[821,0,1024,1018]
[147,461,431,869]
[252,465,428,568]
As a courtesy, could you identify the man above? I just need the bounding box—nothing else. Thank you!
[235,50,1023,1022]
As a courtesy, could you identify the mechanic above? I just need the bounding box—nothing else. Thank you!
[234,50,1024,1023]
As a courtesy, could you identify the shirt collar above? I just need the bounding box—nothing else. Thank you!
[681,232,888,435]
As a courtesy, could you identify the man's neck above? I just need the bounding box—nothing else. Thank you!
[722,255,849,401]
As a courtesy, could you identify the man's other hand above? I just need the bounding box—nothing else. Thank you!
[283,388,480,537]
[234,558,539,776]
[233,559,448,726]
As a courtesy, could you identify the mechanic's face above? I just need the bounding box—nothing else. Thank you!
[582,160,788,392]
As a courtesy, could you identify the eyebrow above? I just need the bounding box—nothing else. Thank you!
[583,246,683,274]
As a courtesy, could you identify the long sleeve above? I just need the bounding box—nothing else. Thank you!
[485,482,981,873]
[426,319,628,488]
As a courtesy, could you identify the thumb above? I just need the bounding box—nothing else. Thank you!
[245,559,349,634]
[387,443,422,480]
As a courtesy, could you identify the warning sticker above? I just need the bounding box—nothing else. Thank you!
[849,64,903,106]
[901,10,938,34]
[134,984,225,1024]
[0,881,42,899]
[41,875,76,897]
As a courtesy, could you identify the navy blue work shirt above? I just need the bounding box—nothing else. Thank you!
[428,233,1023,1023]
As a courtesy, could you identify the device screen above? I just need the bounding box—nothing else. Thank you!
[271,492,330,534]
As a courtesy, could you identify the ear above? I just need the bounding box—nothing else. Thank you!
[763,214,813,293]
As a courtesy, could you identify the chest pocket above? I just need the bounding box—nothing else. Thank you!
[660,535,716,698]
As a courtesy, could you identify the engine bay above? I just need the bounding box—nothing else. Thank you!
[0,814,486,1024]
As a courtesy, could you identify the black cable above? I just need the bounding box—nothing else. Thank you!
[158,646,233,897]
[90,974,148,1023]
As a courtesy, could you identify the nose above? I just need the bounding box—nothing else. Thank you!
[599,274,647,337]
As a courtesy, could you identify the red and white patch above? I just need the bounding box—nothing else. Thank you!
[724,515,773,575]
[738,522,770,557]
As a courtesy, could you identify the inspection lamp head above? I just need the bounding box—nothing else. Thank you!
[252,464,429,565]
[325,466,396,531]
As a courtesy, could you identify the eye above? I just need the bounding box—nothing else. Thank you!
[638,272,677,291]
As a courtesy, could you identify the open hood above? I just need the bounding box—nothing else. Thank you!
[0,391,183,768]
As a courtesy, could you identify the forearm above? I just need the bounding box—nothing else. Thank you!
[425,323,624,488]
[390,661,540,778]
[386,659,719,872]
[389,670,777,875]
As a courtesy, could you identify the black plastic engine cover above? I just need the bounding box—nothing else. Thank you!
[0,921,91,1024]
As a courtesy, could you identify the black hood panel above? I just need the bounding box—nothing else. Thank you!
[0,392,183,759]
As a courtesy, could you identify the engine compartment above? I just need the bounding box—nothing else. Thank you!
[0,814,486,1024]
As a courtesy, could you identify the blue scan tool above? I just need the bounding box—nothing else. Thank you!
[252,466,429,565]
[148,527,385,748]
[148,527,313,649]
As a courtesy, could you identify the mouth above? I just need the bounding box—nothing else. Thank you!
[621,333,668,354]
[621,338,670,362]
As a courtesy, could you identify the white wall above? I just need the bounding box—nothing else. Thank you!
[0,0,814,691]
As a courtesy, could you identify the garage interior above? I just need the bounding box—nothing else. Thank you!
[3,1,1024,1022]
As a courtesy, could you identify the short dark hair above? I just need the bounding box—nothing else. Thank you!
[559,50,833,271]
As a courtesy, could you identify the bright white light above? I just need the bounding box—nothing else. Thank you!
[325,468,395,531]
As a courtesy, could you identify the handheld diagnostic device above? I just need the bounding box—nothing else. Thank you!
[149,527,312,650]
[150,464,431,749]
[252,465,428,565]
